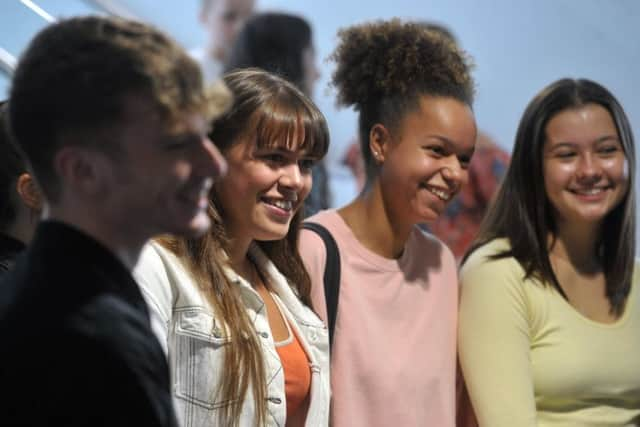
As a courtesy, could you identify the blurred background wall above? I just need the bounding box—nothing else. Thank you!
[1,0,639,234]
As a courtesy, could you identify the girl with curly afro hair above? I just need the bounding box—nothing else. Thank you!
[299,19,477,427]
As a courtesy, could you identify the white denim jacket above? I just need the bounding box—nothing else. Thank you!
[134,241,330,427]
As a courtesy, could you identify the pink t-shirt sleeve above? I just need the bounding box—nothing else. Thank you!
[299,227,329,323]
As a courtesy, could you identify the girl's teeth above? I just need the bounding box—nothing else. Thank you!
[576,188,603,195]
[269,200,292,210]
[428,187,450,201]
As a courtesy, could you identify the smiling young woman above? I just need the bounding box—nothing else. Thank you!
[458,78,640,426]
[134,69,331,427]
[298,19,477,427]
[543,103,629,229]
[224,12,330,218]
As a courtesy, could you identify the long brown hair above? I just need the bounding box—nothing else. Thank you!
[463,78,636,315]
[162,69,329,426]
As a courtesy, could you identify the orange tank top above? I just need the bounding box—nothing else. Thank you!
[274,303,311,426]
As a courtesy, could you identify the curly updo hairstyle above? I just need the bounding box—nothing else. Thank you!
[331,18,475,184]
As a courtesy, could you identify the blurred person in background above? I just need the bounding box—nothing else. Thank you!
[0,100,42,276]
[225,12,330,216]
[192,0,256,83]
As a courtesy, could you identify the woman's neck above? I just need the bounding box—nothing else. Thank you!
[549,221,602,273]
[339,182,413,259]
[226,235,254,281]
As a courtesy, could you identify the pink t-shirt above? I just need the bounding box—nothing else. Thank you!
[299,210,459,427]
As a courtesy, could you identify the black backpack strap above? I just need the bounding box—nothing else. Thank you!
[301,222,341,348]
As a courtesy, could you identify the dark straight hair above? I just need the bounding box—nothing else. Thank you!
[224,12,312,93]
[463,78,636,315]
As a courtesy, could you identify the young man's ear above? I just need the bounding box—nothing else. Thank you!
[369,123,391,164]
[53,146,109,197]
[15,173,43,212]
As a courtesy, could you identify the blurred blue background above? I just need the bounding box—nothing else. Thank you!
[2,0,639,229]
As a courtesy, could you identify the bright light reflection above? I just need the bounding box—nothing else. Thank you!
[19,0,56,23]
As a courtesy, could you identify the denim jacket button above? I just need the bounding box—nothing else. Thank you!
[260,332,269,339]
[267,397,282,404]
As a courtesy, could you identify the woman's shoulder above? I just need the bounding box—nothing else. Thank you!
[135,240,202,305]
[462,238,515,269]
[137,240,187,278]
[413,224,454,249]
[135,241,171,280]
[458,239,538,320]
[459,238,528,288]
[299,209,347,259]
[631,258,640,289]
[411,224,457,265]
[302,209,343,234]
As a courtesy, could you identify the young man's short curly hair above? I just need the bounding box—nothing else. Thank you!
[330,18,475,181]
[9,16,214,202]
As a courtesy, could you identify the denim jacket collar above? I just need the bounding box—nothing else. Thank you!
[222,243,324,328]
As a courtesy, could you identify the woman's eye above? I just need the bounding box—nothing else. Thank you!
[599,145,619,155]
[263,153,287,163]
[299,159,315,171]
[458,155,471,169]
[556,151,576,159]
[426,146,445,156]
